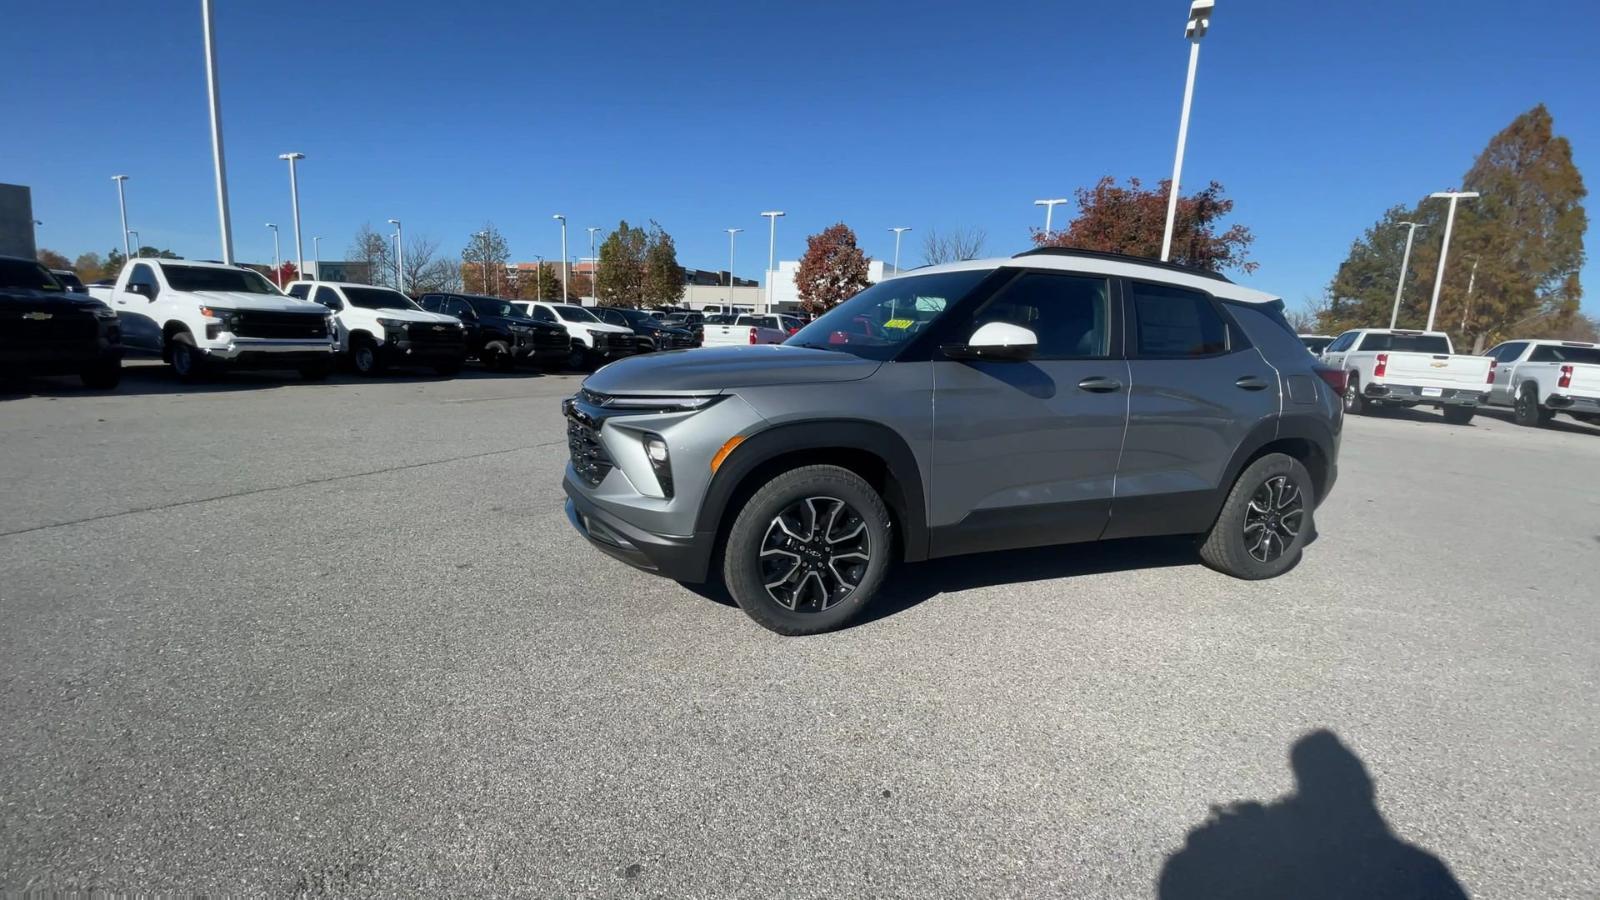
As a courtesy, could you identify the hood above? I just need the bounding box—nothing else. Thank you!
[1,287,113,314]
[583,344,882,394]
[574,321,634,335]
[364,307,459,325]
[190,290,329,314]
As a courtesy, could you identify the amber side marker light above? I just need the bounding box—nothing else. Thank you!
[710,435,746,473]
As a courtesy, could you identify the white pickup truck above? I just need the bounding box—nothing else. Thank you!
[89,259,336,381]
[1320,328,1492,424]
[701,313,795,347]
[1482,338,1600,428]
[286,280,467,376]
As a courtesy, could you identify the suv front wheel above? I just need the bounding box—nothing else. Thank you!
[722,465,892,635]
[1199,453,1314,580]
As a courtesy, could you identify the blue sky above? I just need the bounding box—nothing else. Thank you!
[7,0,1597,312]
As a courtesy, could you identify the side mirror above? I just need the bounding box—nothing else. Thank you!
[942,321,1038,362]
[124,283,150,298]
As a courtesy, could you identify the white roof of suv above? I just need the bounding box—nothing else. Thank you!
[909,250,1278,305]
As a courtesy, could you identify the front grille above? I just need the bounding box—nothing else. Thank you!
[0,311,99,343]
[536,328,568,350]
[567,414,613,487]
[235,310,328,340]
[405,323,463,346]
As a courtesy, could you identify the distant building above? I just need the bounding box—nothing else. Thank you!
[0,183,38,259]
[305,260,372,283]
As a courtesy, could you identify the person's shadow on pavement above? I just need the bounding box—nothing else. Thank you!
[1158,730,1468,899]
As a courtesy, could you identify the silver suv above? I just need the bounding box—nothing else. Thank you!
[562,249,1343,634]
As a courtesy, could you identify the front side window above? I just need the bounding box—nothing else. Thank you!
[161,264,281,295]
[1130,281,1228,357]
[342,287,417,310]
[787,268,991,360]
[312,286,343,310]
[1489,342,1526,362]
[444,298,474,318]
[530,306,557,323]
[962,271,1110,358]
[286,284,311,299]
[0,258,63,291]
[128,263,159,297]
[1324,332,1357,353]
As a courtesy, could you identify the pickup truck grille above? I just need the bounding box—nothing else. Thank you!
[519,327,568,351]
[1,310,98,343]
[566,415,613,487]
[404,322,463,346]
[592,332,633,355]
[235,310,329,340]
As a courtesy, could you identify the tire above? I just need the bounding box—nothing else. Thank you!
[567,343,590,372]
[167,331,206,383]
[482,340,514,372]
[299,361,332,381]
[79,359,122,390]
[721,465,892,635]
[1342,375,1368,415]
[1199,453,1314,580]
[434,358,464,377]
[351,338,385,377]
[1514,383,1543,427]
[1441,405,1475,425]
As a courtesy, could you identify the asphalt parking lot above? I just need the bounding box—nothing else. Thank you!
[2,361,1597,897]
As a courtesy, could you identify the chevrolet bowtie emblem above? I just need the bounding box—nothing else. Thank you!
[432,325,445,331]
[22,311,53,320]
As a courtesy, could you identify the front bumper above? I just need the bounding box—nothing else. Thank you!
[203,338,337,364]
[564,484,714,583]
[1365,382,1487,406]
[380,336,467,364]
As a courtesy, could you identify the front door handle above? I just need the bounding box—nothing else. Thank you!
[1235,375,1270,391]
[1077,376,1122,393]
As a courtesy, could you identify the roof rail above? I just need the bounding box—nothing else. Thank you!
[1012,247,1232,283]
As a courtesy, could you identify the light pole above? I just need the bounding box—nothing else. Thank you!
[889,226,912,274]
[312,236,322,277]
[472,231,491,293]
[266,223,281,286]
[1033,199,1068,240]
[1389,221,1426,329]
[112,175,131,260]
[552,214,568,302]
[201,0,235,263]
[1160,0,1214,262]
[1461,257,1480,333]
[1425,190,1479,332]
[534,255,544,301]
[586,226,600,301]
[761,211,785,315]
[387,218,404,293]
[278,152,306,277]
[127,231,140,257]
[726,228,742,306]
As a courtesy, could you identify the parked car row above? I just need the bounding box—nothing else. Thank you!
[1306,326,1600,429]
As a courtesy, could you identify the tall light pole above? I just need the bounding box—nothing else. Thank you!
[534,255,544,301]
[1033,199,1068,240]
[586,226,600,301]
[201,0,235,263]
[387,218,404,293]
[111,175,131,260]
[127,231,140,257]
[1389,221,1426,329]
[552,214,568,302]
[312,236,322,277]
[1160,0,1214,262]
[278,152,306,277]
[1461,257,1480,332]
[761,211,785,315]
[889,226,912,274]
[726,228,742,306]
[1425,190,1479,333]
[266,223,281,286]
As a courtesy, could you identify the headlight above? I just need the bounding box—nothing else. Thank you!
[509,324,534,334]
[199,306,243,335]
[598,394,724,412]
[93,305,118,320]
[375,317,406,328]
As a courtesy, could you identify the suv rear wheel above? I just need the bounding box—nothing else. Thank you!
[1199,453,1314,580]
[722,465,891,635]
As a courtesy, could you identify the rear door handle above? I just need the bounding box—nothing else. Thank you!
[1235,376,1270,391]
[1077,376,1122,393]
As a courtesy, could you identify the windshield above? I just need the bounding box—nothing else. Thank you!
[1359,332,1451,354]
[555,304,600,323]
[786,269,991,360]
[0,258,64,292]
[163,264,282,295]
[54,271,86,291]
[342,286,419,310]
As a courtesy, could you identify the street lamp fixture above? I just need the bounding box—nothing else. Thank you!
[1160,0,1215,262]
[1425,191,1480,332]
[761,211,785,314]
[278,152,306,277]
[1033,199,1068,239]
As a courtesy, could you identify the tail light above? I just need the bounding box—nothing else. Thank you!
[1487,360,1497,383]
[748,328,758,345]
[787,326,799,336]
[1559,365,1573,389]
[1314,366,1347,395]
[1373,353,1388,377]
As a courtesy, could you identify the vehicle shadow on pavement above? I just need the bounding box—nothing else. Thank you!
[1157,729,1467,900]
[1474,405,1600,436]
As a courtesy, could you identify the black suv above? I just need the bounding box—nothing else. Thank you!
[1,256,122,389]
[419,293,568,371]
[592,307,699,352]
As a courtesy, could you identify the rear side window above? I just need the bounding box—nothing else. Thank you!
[1356,332,1451,354]
[1130,281,1227,357]
[1529,344,1600,364]
[1227,301,1315,364]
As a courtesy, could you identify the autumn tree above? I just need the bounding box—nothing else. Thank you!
[269,261,299,287]
[350,224,395,287]
[642,222,684,307]
[921,227,987,266]
[1319,205,1421,334]
[531,262,565,301]
[1035,177,1256,275]
[568,271,595,300]
[37,248,72,269]
[402,236,458,296]
[461,225,510,295]
[596,220,649,306]
[73,252,111,282]
[795,223,872,314]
